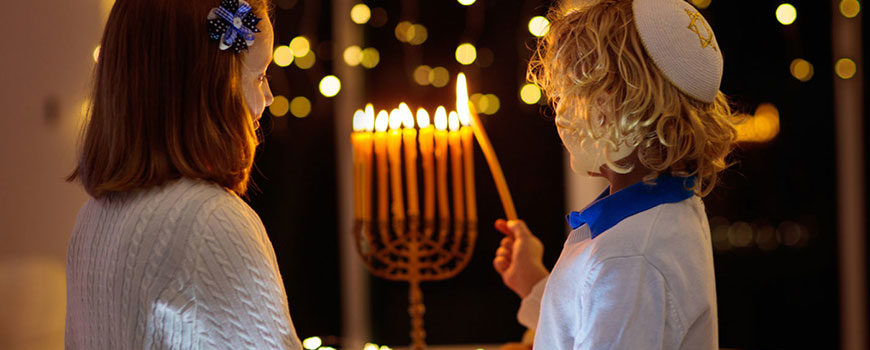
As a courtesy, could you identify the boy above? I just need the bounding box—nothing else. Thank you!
[493,0,737,348]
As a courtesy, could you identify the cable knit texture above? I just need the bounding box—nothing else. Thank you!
[65,178,301,349]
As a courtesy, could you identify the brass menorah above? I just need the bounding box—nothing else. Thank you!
[351,103,478,350]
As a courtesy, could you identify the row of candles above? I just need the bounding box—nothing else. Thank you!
[350,101,476,231]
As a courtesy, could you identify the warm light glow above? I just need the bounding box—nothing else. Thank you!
[353,109,365,132]
[363,344,380,350]
[350,3,371,24]
[343,45,362,66]
[690,0,711,9]
[361,47,380,68]
[448,111,460,131]
[302,336,322,350]
[273,46,294,67]
[776,3,797,25]
[528,16,550,37]
[840,0,861,18]
[294,50,316,69]
[456,73,471,125]
[835,58,857,79]
[407,24,428,45]
[474,94,501,115]
[789,58,814,82]
[319,75,341,97]
[269,95,290,117]
[289,36,311,57]
[290,96,312,118]
[429,67,450,87]
[389,109,403,130]
[455,43,477,65]
[92,45,100,63]
[458,0,476,5]
[417,108,430,128]
[379,346,392,350]
[414,65,431,86]
[395,21,413,42]
[375,110,389,132]
[736,103,780,143]
[520,83,542,104]
[364,104,376,131]
[399,102,414,128]
[434,106,448,130]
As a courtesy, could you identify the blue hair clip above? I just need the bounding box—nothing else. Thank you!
[207,0,262,53]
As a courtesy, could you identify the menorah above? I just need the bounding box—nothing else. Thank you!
[350,74,516,350]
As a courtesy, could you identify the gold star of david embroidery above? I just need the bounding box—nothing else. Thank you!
[685,8,717,52]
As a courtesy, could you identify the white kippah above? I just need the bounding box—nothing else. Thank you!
[632,0,723,103]
[563,0,723,103]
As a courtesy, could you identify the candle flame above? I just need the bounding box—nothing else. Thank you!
[456,73,471,126]
[416,108,430,128]
[389,108,403,130]
[353,109,365,132]
[448,111,460,132]
[375,110,389,132]
[402,108,415,129]
[364,104,376,131]
[434,106,448,131]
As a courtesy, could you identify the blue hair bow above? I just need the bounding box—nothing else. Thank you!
[207,0,262,53]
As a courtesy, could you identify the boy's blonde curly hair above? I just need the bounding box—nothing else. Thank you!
[528,0,738,196]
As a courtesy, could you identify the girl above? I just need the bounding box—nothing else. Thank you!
[65,0,301,348]
[493,0,737,348]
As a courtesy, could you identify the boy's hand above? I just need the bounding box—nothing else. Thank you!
[492,219,549,298]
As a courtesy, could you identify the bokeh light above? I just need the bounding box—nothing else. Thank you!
[407,24,428,45]
[290,96,312,118]
[395,21,412,42]
[690,0,712,9]
[789,58,814,82]
[294,50,316,69]
[319,75,341,97]
[840,0,861,18]
[727,221,754,248]
[455,43,477,65]
[269,96,290,117]
[350,3,371,24]
[528,16,550,37]
[289,36,310,57]
[273,46,294,67]
[429,67,450,87]
[776,3,797,25]
[735,103,780,143]
[835,58,857,79]
[360,47,380,68]
[343,45,362,66]
[302,336,322,349]
[472,93,501,115]
[520,83,542,104]
[414,65,431,86]
[92,45,100,63]
[458,0,476,5]
[363,344,379,350]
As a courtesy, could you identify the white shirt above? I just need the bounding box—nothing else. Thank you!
[518,176,718,350]
[65,178,301,349]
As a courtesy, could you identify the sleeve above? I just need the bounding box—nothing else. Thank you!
[192,202,302,350]
[575,256,680,350]
[517,275,549,329]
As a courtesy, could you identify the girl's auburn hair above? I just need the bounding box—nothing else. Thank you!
[69,0,269,198]
[529,0,739,196]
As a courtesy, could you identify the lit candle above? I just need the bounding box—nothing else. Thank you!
[388,108,406,226]
[400,103,420,223]
[456,89,477,224]
[448,111,466,224]
[362,104,376,222]
[434,106,449,223]
[417,108,435,233]
[352,109,364,220]
[374,110,390,224]
[457,73,518,220]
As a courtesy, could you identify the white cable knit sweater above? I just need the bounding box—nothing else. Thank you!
[65,178,301,349]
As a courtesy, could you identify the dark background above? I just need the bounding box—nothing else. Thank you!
[244,0,865,348]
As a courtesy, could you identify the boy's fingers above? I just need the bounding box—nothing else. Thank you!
[493,256,510,273]
[500,237,514,249]
[496,247,511,259]
[494,219,512,236]
[507,220,531,238]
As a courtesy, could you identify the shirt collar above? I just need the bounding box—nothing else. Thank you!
[566,174,695,239]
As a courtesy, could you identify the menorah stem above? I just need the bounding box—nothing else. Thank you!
[408,279,426,350]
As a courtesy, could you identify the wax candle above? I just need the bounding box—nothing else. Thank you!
[362,104,376,222]
[459,125,476,224]
[374,110,390,224]
[448,111,466,224]
[417,108,435,231]
[434,106,450,223]
[352,109,364,220]
[400,103,419,222]
[388,108,406,225]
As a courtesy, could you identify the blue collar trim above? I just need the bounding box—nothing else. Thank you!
[566,175,695,239]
